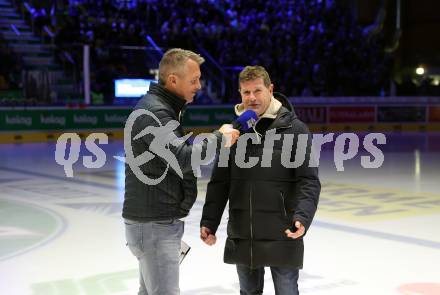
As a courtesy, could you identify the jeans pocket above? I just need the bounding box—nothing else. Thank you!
[125,223,143,258]
[153,219,184,240]
[153,219,175,225]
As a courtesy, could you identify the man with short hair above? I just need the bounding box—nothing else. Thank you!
[200,66,321,295]
[123,48,239,295]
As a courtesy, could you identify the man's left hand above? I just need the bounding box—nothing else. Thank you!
[285,221,305,239]
[218,124,240,147]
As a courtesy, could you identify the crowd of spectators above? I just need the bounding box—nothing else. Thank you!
[2,0,440,104]
[52,0,394,98]
[0,40,22,91]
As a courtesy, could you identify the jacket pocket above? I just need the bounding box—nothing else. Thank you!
[279,191,291,227]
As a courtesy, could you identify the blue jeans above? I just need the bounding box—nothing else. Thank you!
[236,265,299,295]
[125,219,184,295]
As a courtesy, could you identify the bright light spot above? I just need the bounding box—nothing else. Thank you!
[414,149,420,177]
[416,67,425,75]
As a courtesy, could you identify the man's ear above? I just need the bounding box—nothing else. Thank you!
[167,74,177,87]
[269,83,274,95]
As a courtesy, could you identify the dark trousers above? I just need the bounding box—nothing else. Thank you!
[236,265,299,295]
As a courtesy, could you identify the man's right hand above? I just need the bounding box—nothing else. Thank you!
[218,124,240,147]
[200,226,217,246]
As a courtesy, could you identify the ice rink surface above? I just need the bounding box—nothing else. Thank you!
[0,132,439,295]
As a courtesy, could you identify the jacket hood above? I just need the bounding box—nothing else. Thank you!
[271,92,297,129]
[273,92,296,119]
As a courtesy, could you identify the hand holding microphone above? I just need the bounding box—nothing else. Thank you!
[217,109,258,147]
[218,124,240,147]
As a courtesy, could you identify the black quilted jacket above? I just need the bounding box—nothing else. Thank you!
[123,83,222,221]
[201,93,321,268]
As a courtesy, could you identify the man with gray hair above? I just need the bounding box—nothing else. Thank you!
[123,48,239,295]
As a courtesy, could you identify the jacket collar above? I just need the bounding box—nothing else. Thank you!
[234,93,297,131]
[234,96,282,119]
[148,83,187,115]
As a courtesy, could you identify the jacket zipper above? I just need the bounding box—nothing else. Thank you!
[256,125,293,144]
[179,105,187,123]
[255,124,293,141]
[280,191,287,218]
[249,185,254,269]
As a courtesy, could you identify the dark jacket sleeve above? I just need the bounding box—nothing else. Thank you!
[291,121,321,231]
[200,154,230,233]
[131,106,222,213]
[138,108,222,173]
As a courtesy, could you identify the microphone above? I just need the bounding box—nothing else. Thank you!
[232,109,258,132]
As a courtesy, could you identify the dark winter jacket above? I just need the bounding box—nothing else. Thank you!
[201,93,320,268]
[123,83,222,222]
